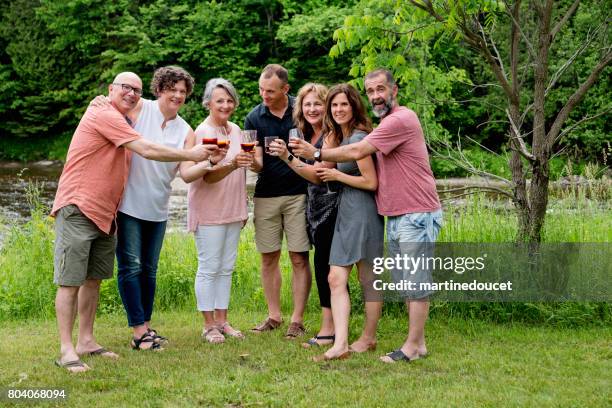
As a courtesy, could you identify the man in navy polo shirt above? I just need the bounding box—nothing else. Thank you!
[245,64,311,339]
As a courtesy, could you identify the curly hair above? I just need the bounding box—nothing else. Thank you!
[150,66,195,97]
[292,83,328,140]
[323,83,372,147]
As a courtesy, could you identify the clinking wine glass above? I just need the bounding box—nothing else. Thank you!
[216,125,233,167]
[264,136,277,155]
[240,130,257,153]
[288,128,305,167]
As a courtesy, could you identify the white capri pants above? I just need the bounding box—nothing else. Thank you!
[194,222,242,311]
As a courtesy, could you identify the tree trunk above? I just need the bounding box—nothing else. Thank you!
[528,158,550,242]
[510,149,530,241]
[526,1,554,243]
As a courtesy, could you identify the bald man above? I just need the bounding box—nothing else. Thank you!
[50,72,216,372]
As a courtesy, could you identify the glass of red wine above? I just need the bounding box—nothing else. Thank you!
[241,130,257,152]
[201,136,218,145]
[216,126,234,167]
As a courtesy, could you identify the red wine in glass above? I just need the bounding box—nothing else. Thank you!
[202,137,217,145]
[241,142,256,152]
[217,140,230,148]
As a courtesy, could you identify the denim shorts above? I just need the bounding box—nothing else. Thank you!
[386,209,443,300]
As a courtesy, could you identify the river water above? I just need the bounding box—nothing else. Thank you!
[0,161,260,230]
[0,160,524,230]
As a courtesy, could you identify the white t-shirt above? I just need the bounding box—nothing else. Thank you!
[118,99,191,221]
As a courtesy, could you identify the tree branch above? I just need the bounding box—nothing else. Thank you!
[408,0,445,22]
[502,0,537,59]
[547,50,612,143]
[440,189,514,202]
[554,106,612,143]
[550,0,580,42]
[546,22,606,96]
[438,185,514,199]
[478,19,507,80]
[428,137,512,186]
[506,109,536,161]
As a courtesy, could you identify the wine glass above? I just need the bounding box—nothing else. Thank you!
[288,128,305,167]
[216,126,233,167]
[264,136,277,155]
[323,180,337,195]
[315,166,337,195]
[240,130,257,152]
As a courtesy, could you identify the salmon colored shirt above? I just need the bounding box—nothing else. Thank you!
[365,106,440,216]
[187,119,248,231]
[51,104,141,233]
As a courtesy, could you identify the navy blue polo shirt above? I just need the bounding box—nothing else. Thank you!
[244,96,307,198]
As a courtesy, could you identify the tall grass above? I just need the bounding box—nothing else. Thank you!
[0,185,609,325]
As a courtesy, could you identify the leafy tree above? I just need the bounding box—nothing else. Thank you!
[330,0,471,141]
[334,0,611,242]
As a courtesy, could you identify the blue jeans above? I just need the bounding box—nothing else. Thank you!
[116,212,167,327]
[387,209,443,299]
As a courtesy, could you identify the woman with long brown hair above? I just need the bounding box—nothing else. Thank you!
[269,83,339,348]
[293,83,384,361]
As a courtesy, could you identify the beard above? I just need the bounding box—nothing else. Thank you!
[371,95,394,118]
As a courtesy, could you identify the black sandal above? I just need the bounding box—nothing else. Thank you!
[380,349,412,363]
[302,334,335,349]
[131,333,163,351]
[147,328,168,344]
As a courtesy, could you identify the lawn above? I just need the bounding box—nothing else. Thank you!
[1,191,610,406]
[0,310,610,407]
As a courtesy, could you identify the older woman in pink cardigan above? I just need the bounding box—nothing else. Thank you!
[183,78,253,344]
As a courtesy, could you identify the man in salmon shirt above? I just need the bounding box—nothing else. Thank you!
[50,72,216,372]
[291,68,443,364]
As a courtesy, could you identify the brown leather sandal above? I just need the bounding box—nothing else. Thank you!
[250,317,282,333]
[284,322,306,339]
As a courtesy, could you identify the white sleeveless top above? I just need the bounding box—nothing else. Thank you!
[118,99,190,221]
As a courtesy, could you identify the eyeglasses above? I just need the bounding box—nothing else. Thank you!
[113,83,143,96]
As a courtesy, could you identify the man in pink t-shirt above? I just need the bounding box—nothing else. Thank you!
[291,68,442,364]
[51,72,215,372]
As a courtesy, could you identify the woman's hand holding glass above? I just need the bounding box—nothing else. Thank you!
[315,167,341,182]
[268,139,289,161]
[288,138,317,160]
[232,150,254,168]
[208,145,227,165]
[315,167,340,194]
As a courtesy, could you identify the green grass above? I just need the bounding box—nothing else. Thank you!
[0,311,610,407]
[0,191,610,406]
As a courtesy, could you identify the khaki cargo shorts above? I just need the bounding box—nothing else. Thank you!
[53,205,116,286]
[253,195,311,253]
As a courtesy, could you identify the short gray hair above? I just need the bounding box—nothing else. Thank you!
[202,78,239,109]
[365,68,396,88]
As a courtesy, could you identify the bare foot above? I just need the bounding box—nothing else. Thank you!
[348,337,377,353]
[312,347,351,362]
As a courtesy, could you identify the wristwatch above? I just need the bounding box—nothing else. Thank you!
[314,149,322,162]
[287,154,294,163]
